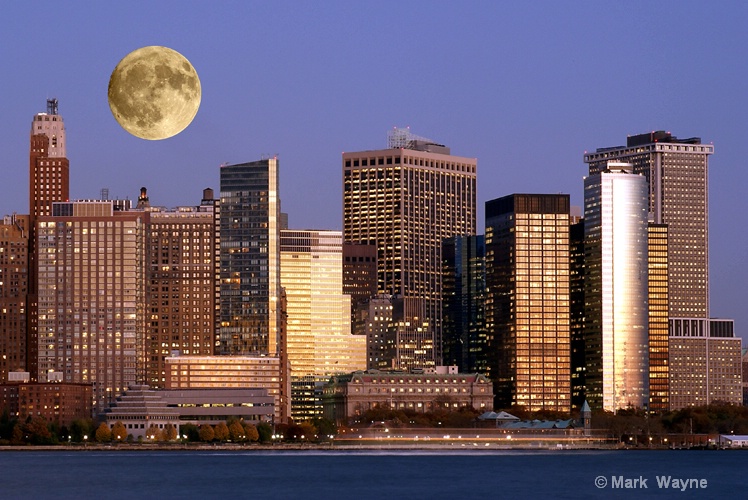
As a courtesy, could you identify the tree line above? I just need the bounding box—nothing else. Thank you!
[3,402,746,446]
[0,412,272,445]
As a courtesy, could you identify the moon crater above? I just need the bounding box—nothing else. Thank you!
[108,46,201,140]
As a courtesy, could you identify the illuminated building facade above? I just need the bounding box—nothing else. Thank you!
[323,370,493,425]
[36,201,147,413]
[28,99,70,381]
[280,229,366,419]
[485,194,571,412]
[343,129,476,370]
[164,354,288,422]
[668,318,742,409]
[343,242,378,335]
[584,131,712,319]
[584,164,649,411]
[29,99,69,222]
[0,215,29,382]
[144,189,218,388]
[356,294,394,370]
[102,385,274,439]
[218,159,281,356]
[442,235,487,375]
[742,348,748,405]
[0,379,92,428]
[648,223,669,411]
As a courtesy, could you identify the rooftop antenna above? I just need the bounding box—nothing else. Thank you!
[47,98,59,115]
[100,188,109,201]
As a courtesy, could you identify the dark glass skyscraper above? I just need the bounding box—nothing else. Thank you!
[442,235,486,374]
[218,159,281,355]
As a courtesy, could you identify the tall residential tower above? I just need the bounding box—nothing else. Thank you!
[218,159,282,356]
[28,99,70,380]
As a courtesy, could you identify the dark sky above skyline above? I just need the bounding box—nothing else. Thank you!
[1,2,746,339]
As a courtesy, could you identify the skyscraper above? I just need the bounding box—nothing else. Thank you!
[29,99,69,222]
[0,215,29,382]
[569,218,586,410]
[648,223,669,411]
[36,201,147,412]
[342,242,378,335]
[280,229,366,419]
[218,159,281,356]
[143,189,218,388]
[485,194,571,412]
[442,235,487,375]
[343,129,476,370]
[28,99,70,381]
[584,131,712,318]
[583,164,649,411]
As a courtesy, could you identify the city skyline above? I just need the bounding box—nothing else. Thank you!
[1,2,747,338]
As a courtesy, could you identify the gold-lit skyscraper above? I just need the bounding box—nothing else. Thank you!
[343,128,476,370]
[648,223,669,411]
[584,164,649,411]
[485,194,571,412]
[280,229,366,419]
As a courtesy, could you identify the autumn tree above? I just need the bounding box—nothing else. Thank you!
[146,425,163,442]
[244,423,259,442]
[95,423,112,443]
[214,421,230,442]
[111,422,127,442]
[229,420,246,442]
[163,423,178,441]
[10,423,24,444]
[23,416,54,445]
[199,424,215,442]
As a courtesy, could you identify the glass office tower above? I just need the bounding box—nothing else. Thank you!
[584,163,649,411]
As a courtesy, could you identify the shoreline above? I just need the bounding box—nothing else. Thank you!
[1,442,713,452]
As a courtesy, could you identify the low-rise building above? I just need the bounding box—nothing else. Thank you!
[165,354,288,422]
[323,370,493,425]
[0,372,92,427]
[102,385,274,440]
[669,318,742,409]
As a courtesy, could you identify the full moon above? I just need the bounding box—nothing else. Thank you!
[108,46,201,140]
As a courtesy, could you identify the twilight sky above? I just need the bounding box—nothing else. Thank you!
[1,1,746,340]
